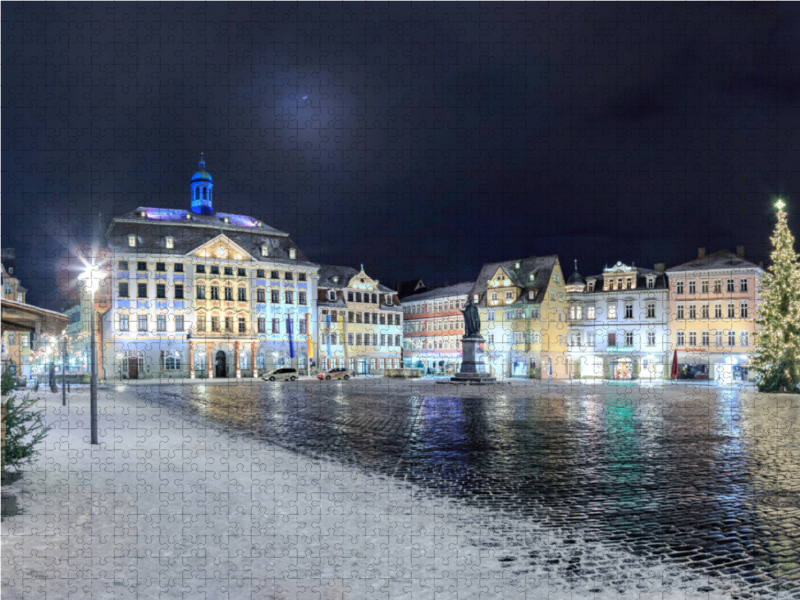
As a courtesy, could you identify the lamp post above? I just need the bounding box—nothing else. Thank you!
[61,330,68,406]
[79,266,100,445]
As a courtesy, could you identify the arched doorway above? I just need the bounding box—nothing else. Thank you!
[215,351,227,378]
[124,350,144,380]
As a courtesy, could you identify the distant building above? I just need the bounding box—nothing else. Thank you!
[400,282,472,375]
[101,155,319,380]
[566,261,671,380]
[469,255,568,379]
[317,264,403,375]
[666,248,763,383]
[63,305,90,372]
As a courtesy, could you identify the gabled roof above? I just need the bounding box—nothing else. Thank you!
[470,255,559,306]
[666,250,764,273]
[396,278,427,298]
[317,264,396,294]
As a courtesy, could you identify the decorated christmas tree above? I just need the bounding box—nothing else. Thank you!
[752,199,800,392]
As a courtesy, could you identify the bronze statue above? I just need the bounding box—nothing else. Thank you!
[461,297,481,337]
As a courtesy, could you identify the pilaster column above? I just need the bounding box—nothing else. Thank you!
[189,341,195,378]
[207,342,213,378]
[251,341,257,378]
[235,341,241,379]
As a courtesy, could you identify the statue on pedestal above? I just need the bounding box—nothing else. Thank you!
[461,297,481,337]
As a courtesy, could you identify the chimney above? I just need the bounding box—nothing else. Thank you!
[654,263,665,272]
[736,246,745,258]
[698,247,706,259]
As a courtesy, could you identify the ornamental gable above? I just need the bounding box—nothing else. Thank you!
[188,234,254,262]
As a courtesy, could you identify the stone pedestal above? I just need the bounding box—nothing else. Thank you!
[448,335,497,385]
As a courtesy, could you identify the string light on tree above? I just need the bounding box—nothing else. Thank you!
[751,198,800,392]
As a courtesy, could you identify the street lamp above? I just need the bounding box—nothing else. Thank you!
[61,329,68,406]
[79,266,100,445]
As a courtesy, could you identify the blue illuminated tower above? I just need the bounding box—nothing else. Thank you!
[190,154,213,215]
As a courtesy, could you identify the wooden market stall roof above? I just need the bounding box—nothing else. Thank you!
[1,298,70,336]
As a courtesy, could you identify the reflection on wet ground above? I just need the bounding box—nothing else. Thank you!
[148,382,800,596]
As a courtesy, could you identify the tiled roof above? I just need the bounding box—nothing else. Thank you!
[580,268,669,293]
[666,250,763,273]
[399,282,473,303]
[470,255,559,306]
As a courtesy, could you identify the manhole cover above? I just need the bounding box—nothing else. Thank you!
[757,492,800,507]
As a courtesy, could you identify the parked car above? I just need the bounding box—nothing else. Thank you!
[317,368,354,381]
[263,368,299,382]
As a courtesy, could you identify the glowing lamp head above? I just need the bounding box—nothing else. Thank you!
[78,268,101,293]
[776,199,786,211]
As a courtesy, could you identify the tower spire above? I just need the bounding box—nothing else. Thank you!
[190,154,214,215]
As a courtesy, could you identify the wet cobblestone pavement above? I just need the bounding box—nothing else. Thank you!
[143,380,800,597]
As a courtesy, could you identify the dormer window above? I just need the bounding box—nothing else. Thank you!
[588,281,595,292]
[261,245,269,257]
[139,211,146,218]
[515,262,520,269]
[185,213,192,220]
[529,274,534,281]
[327,290,336,301]
[385,294,392,304]
[528,290,534,300]
[332,276,339,283]
[222,216,230,223]
[128,235,136,248]
[289,248,297,259]
[165,236,174,249]
[646,277,655,289]
[473,294,479,303]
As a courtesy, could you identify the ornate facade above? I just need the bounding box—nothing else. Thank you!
[101,157,319,379]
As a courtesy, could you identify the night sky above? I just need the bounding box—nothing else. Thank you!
[4,2,800,310]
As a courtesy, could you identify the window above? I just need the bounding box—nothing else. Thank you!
[299,273,307,282]
[261,245,269,257]
[210,286,219,300]
[473,294,479,303]
[701,280,709,293]
[587,306,595,320]
[197,286,206,300]
[740,301,749,318]
[327,290,335,301]
[371,293,377,304]
[157,315,167,332]
[175,316,184,332]
[271,289,279,303]
[137,261,147,271]
[587,281,595,292]
[237,288,246,302]
[688,280,696,294]
[647,278,655,289]
[175,284,184,300]
[676,331,685,347]
[688,304,696,320]
[701,331,710,346]
[688,331,696,346]
[225,316,233,332]
[224,267,234,276]
[257,289,265,303]
[196,265,206,274]
[740,331,750,347]
[713,280,722,293]
[490,292,498,302]
[727,330,736,347]
[487,311,495,322]
[156,284,166,299]
[355,334,362,346]
[272,318,280,334]
[514,332,524,344]
[608,304,617,319]
[608,332,617,347]
[356,312,363,324]
[739,278,748,292]
[646,302,655,318]
[289,248,296,259]
[505,309,514,321]
[625,331,634,346]
[120,314,129,331]
[676,281,684,295]
[714,303,722,319]
[137,283,147,298]
[714,330,723,348]
[237,268,246,277]
[119,260,129,270]
[587,332,595,346]
[238,317,246,333]
[647,331,656,346]
[624,303,633,319]
[676,304,684,319]
[347,333,354,346]
[726,279,735,293]
[256,269,265,279]
[725,301,735,319]
[550,291,556,301]
[128,235,136,247]
[164,353,181,370]
[255,317,265,333]
[505,291,514,301]
[197,315,206,332]
[299,319,306,335]
[174,263,183,273]
[156,262,166,272]
[138,315,147,332]
[119,282,129,298]
[395,335,401,346]
[285,272,293,281]
[701,303,709,319]
[271,271,279,280]
[211,316,220,332]
[285,290,293,304]
[210,266,220,275]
